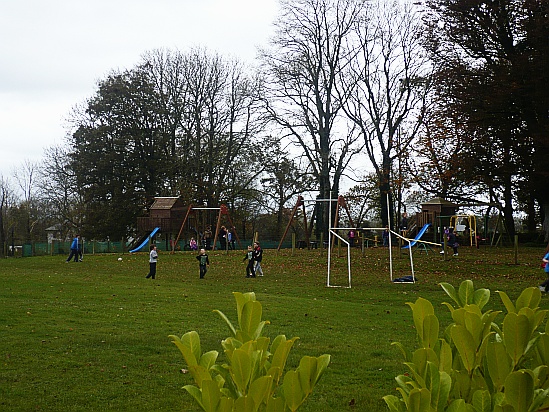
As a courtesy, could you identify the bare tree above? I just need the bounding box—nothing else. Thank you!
[260,0,364,236]
[343,0,432,226]
[0,175,15,257]
[12,160,38,242]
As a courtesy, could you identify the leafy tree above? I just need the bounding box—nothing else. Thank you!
[423,0,549,239]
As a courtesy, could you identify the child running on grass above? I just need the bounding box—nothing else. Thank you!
[196,248,210,279]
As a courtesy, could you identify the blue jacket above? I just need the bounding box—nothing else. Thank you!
[70,237,79,250]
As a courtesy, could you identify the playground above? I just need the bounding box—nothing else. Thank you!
[1,245,546,411]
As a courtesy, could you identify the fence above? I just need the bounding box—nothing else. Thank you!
[14,239,294,257]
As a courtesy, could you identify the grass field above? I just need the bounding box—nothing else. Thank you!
[1,245,547,411]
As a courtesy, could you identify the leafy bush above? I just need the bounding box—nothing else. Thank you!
[170,292,330,412]
[384,280,549,411]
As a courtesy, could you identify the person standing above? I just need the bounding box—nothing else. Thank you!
[253,241,264,276]
[400,212,408,235]
[146,244,158,279]
[539,246,549,292]
[189,237,198,251]
[448,227,459,256]
[348,230,356,247]
[66,235,80,262]
[219,226,227,250]
[196,248,210,279]
[382,226,390,247]
[230,227,236,250]
[243,245,256,278]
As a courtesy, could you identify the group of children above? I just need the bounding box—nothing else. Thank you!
[145,241,264,280]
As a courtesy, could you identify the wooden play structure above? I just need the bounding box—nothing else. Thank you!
[277,195,355,251]
[449,214,478,247]
[172,203,240,253]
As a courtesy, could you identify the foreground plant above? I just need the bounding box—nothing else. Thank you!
[384,280,549,411]
[169,292,330,412]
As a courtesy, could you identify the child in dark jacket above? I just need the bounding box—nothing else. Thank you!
[243,245,255,278]
[196,248,210,279]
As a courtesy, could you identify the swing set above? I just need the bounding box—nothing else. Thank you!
[277,195,355,251]
[171,204,241,253]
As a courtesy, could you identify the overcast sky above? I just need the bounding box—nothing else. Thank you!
[0,0,279,179]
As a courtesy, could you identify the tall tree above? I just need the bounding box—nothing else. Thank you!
[423,0,549,239]
[260,0,364,237]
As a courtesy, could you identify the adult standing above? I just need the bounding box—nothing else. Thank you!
[145,244,158,279]
[219,226,227,250]
[253,241,264,276]
[66,235,80,262]
[400,212,408,235]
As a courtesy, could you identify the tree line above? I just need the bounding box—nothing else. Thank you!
[1,0,547,255]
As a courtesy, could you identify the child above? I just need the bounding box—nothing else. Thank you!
[146,244,158,279]
[253,241,264,276]
[540,247,549,292]
[189,237,198,251]
[243,245,255,278]
[196,248,210,279]
[448,227,459,256]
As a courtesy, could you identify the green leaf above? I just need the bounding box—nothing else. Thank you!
[183,385,205,410]
[406,388,431,412]
[383,395,406,412]
[504,370,534,412]
[407,298,435,346]
[233,291,256,325]
[392,341,412,362]
[440,282,461,307]
[497,291,516,314]
[169,331,201,367]
[266,396,285,412]
[201,379,221,412]
[219,397,234,412]
[231,348,252,393]
[422,314,440,349]
[451,325,477,374]
[213,310,237,338]
[234,395,256,412]
[472,389,491,412]
[515,287,541,311]
[446,399,467,412]
[240,300,264,341]
[283,370,304,412]
[486,341,512,391]
[503,313,531,367]
[249,375,273,407]
[536,334,549,366]
[473,288,490,310]
[458,280,475,307]
[438,340,453,373]
[200,350,219,370]
[269,336,298,385]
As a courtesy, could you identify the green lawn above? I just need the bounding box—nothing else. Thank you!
[1,246,547,411]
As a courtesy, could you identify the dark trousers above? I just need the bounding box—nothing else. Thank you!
[199,264,208,279]
[146,262,156,279]
[66,249,79,262]
[246,262,255,277]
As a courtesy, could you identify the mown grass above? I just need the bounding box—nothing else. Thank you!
[1,245,547,411]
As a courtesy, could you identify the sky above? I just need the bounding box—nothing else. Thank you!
[0,0,279,179]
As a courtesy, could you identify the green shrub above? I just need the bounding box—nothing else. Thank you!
[384,280,549,411]
[170,292,330,412]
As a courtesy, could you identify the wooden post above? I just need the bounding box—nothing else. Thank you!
[292,233,296,256]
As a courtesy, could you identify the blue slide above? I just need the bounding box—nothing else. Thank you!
[402,224,431,249]
[129,227,160,253]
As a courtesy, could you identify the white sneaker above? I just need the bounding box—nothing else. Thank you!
[440,250,445,254]
[539,286,546,292]
[453,253,458,256]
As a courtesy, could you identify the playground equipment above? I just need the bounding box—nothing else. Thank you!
[449,214,478,247]
[172,204,240,253]
[277,195,354,251]
[129,227,160,253]
[401,223,440,253]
